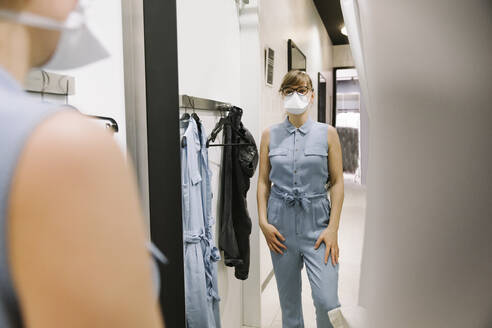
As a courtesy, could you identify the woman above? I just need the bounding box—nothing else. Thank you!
[0,1,162,327]
[257,70,344,328]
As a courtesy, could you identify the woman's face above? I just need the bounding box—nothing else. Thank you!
[22,0,78,67]
[281,83,315,105]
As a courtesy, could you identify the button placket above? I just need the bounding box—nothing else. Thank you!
[293,130,297,187]
[294,130,302,187]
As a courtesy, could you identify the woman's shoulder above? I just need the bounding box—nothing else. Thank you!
[29,110,119,159]
[312,120,331,129]
[312,121,337,133]
[9,109,122,195]
[309,121,339,147]
[265,120,287,134]
[261,120,288,148]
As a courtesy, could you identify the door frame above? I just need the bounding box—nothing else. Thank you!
[142,0,185,327]
[332,66,355,127]
[317,72,327,123]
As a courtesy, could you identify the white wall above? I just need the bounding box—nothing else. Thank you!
[355,0,492,327]
[26,1,127,153]
[176,1,243,327]
[121,0,150,232]
[52,0,127,152]
[258,0,334,290]
[238,1,262,325]
[333,44,354,68]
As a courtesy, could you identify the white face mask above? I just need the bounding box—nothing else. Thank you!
[283,93,310,115]
[0,2,109,70]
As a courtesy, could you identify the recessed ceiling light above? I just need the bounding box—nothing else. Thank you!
[341,25,348,36]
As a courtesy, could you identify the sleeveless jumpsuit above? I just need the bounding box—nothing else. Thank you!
[268,116,340,328]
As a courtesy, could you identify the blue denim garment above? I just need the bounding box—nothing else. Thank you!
[180,117,221,328]
[268,116,340,328]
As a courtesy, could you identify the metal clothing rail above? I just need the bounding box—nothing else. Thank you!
[179,94,232,112]
[179,94,251,148]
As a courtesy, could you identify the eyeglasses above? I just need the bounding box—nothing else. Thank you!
[281,86,312,96]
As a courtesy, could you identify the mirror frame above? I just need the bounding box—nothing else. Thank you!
[287,39,307,72]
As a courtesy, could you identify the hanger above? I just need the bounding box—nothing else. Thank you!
[180,112,190,121]
[40,70,49,102]
[206,117,226,147]
[206,106,253,148]
[87,115,119,132]
[180,98,195,148]
[206,103,232,147]
[190,99,202,138]
[62,79,119,133]
[204,103,229,146]
[180,97,190,121]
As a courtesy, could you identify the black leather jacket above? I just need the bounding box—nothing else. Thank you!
[218,107,258,280]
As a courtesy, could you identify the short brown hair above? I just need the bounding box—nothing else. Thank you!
[279,70,313,93]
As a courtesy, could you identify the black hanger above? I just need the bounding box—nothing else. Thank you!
[188,96,202,138]
[180,108,190,148]
[181,97,202,143]
[206,107,253,148]
[180,112,190,121]
[61,78,119,133]
[86,115,119,132]
[41,70,49,102]
[191,112,200,123]
[191,112,202,139]
[206,118,224,147]
[180,100,190,121]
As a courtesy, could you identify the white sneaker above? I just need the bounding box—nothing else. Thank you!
[328,305,368,328]
[328,307,350,328]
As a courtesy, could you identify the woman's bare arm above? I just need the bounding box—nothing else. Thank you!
[314,125,344,265]
[257,128,286,254]
[8,111,163,328]
[257,128,271,228]
[327,125,345,232]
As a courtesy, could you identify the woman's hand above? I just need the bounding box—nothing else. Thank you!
[260,222,287,254]
[314,227,339,266]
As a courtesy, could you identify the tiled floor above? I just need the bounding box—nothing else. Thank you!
[261,177,367,328]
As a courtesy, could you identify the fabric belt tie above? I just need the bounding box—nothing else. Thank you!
[183,231,205,244]
[183,230,221,301]
[271,186,326,211]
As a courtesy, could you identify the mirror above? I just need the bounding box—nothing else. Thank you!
[288,39,306,71]
[317,72,328,123]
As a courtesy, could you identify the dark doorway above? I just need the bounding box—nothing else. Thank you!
[317,72,327,123]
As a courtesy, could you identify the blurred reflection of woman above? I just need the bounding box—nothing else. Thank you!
[257,70,344,328]
[0,1,162,327]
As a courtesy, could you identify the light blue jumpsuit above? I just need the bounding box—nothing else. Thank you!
[268,116,340,328]
[180,117,221,328]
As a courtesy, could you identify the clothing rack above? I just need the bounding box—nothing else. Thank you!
[179,95,252,148]
[179,94,232,112]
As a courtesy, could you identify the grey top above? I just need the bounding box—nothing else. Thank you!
[0,67,61,327]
